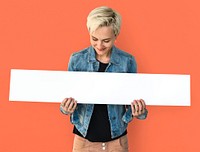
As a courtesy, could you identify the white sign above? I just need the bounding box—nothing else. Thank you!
[9,69,190,106]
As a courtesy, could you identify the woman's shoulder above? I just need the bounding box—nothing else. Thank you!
[71,46,92,57]
[113,46,135,59]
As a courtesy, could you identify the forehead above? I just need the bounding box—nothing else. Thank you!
[90,26,115,39]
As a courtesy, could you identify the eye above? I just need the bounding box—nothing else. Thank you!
[92,38,98,41]
[103,40,110,43]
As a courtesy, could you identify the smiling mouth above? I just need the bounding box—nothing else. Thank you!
[96,48,106,52]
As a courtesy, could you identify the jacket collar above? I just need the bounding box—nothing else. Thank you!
[88,46,120,65]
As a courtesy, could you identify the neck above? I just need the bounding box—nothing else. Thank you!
[96,52,111,64]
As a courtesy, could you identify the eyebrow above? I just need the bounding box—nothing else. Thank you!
[91,36,112,41]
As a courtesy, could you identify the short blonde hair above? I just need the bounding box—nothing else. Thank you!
[86,6,122,36]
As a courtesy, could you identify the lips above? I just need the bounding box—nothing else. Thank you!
[96,48,106,52]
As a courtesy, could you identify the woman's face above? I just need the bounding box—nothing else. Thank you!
[90,26,116,57]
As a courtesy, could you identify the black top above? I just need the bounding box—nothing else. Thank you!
[73,61,127,142]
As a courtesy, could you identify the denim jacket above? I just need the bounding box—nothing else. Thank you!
[61,46,148,139]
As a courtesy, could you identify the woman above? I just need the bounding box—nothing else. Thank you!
[60,6,148,152]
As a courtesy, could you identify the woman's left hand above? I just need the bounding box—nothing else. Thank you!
[131,99,146,117]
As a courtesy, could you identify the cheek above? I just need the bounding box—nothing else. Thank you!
[104,42,114,48]
[90,40,96,46]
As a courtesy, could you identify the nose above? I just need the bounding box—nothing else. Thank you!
[96,41,103,49]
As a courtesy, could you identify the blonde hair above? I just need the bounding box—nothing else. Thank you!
[86,6,122,36]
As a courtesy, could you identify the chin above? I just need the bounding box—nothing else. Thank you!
[96,51,107,56]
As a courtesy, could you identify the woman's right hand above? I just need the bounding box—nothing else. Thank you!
[60,97,77,114]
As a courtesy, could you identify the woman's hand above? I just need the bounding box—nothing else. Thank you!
[60,97,77,114]
[131,99,146,117]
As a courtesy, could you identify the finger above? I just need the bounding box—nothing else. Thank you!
[61,98,68,107]
[60,98,70,113]
[139,99,146,114]
[134,100,139,113]
[135,100,143,115]
[131,101,135,114]
[60,98,67,107]
[68,98,75,111]
[140,99,146,109]
[137,100,143,115]
[132,100,140,116]
[71,100,77,111]
[61,100,68,112]
[64,98,71,110]
[137,100,143,112]
[61,98,72,112]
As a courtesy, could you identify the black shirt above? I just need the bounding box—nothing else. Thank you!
[73,61,127,142]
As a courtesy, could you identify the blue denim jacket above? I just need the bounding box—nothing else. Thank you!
[62,46,148,139]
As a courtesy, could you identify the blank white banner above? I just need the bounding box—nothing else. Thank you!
[9,69,190,106]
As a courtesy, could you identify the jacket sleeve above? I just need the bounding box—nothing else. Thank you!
[122,106,133,123]
[136,109,148,120]
[68,54,75,71]
[122,55,148,122]
[60,105,70,115]
[122,106,148,123]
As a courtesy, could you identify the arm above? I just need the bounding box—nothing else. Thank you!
[123,56,148,121]
[60,54,77,115]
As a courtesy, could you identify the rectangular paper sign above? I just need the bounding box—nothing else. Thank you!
[9,69,190,106]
